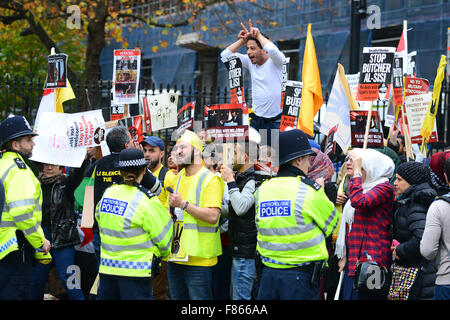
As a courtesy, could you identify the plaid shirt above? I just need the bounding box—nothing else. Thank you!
[346,177,394,276]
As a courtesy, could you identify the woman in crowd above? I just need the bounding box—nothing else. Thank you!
[95,148,173,300]
[335,148,395,300]
[390,162,437,300]
[31,157,90,300]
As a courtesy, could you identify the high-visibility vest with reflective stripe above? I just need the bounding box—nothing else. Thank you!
[0,152,45,260]
[95,184,173,277]
[175,167,222,259]
[255,176,338,269]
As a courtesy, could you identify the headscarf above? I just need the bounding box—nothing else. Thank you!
[307,147,335,183]
[430,151,450,183]
[335,148,395,259]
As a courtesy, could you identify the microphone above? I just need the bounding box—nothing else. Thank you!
[166,186,176,222]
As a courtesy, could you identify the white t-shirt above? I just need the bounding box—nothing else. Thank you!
[221,42,286,118]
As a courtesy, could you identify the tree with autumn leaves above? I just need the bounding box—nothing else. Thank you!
[0,0,246,82]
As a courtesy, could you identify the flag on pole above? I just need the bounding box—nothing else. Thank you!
[297,23,323,137]
[319,64,356,153]
[397,20,408,74]
[34,79,75,131]
[421,55,447,141]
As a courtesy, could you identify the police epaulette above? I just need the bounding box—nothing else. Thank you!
[137,184,156,200]
[14,157,27,169]
[301,176,322,191]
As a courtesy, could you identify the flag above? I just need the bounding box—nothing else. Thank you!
[55,79,75,113]
[421,55,447,141]
[34,79,75,131]
[397,20,408,74]
[297,23,323,137]
[319,64,355,153]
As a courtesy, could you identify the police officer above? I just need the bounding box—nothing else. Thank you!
[255,129,338,300]
[95,148,173,300]
[0,116,51,300]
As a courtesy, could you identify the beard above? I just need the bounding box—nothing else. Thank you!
[148,159,160,171]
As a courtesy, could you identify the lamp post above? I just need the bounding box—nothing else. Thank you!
[349,0,367,74]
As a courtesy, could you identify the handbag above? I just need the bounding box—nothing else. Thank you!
[353,227,391,295]
[387,263,420,300]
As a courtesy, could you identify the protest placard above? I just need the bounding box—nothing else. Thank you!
[356,47,395,102]
[176,101,195,137]
[392,55,404,107]
[66,110,106,149]
[280,57,290,110]
[118,115,143,143]
[141,92,179,132]
[45,53,68,89]
[110,104,127,121]
[205,103,249,141]
[30,111,91,167]
[222,55,245,104]
[324,125,338,156]
[280,80,302,132]
[404,92,438,143]
[112,49,141,105]
[350,110,384,148]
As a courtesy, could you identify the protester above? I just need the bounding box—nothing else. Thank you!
[421,157,450,300]
[220,19,286,133]
[0,116,51,300]
[95,148,173,300]
[220,141,258,300]
[31,157,90,300]
[428,151,450,196]
[167,130,224,300]
[255,129,338,300]
[335,148,395,300]
[388,125,407,163]
[390,161,437,300]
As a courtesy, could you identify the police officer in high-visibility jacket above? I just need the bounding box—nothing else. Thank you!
[95,148,173,300]
[0,116,51,300]
[255,129,338,300]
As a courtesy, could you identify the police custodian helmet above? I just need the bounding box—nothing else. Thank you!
[0,115,38,147]
[116,148,149,169]
[278,129,316,166]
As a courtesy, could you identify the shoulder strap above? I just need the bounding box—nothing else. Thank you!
[133,182,156,200]
[158,166,169,184]
[438,194,450,204]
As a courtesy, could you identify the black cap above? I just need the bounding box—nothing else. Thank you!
[0,116,37,147]
[116,148,148,169]
[397,161,430,186]
[278,129,316,166]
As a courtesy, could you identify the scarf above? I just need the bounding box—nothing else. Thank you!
[307,147,335,183]
[39,172,64,185]
[334,148,394,259]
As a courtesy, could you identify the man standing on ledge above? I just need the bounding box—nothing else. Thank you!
[220,19,286,136]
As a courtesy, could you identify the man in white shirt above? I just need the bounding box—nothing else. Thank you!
[220,20,286,138]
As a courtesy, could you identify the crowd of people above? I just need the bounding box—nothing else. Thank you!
[0,20,449,301]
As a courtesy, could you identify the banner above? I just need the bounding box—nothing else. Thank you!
[65,110,106,149]
[392,55,404,107]
[356,47,396,102]
[350,110,384,148]
[176,101,195,137]
[46,53,67,89]
[205,102,249,141]
[222,55,245,104]
[141,92,179,132]
[280,80,302,132]
[112,49,141,105]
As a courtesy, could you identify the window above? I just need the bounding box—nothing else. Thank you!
[277,39,300,82]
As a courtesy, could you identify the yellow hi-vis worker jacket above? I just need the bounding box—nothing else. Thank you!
[95,184,173,277]
[0,152,45,260]
[255,176,338,269]
[174,166,222,259]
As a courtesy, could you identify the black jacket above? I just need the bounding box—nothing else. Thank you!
[227,167,257,258]
[41,160,89,249]
[393,182,438,300]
